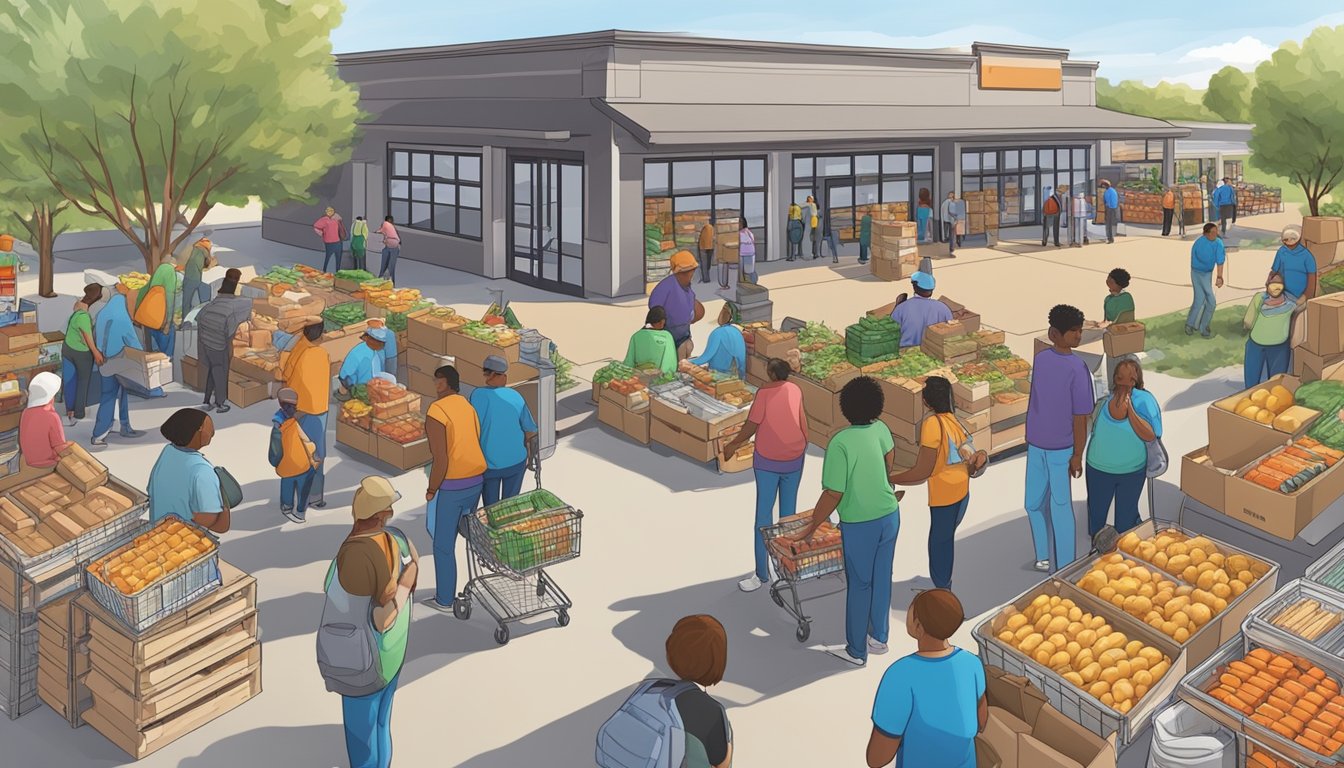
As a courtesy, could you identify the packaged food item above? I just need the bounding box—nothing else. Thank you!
[87,518,215,596]
[1269,598,1344,641]
[1207,647,1344,758]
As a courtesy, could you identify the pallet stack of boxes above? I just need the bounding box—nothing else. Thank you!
[1303,217,1344,277]
[868,221,919,282]
[963,190,1000,237]
[644,197,676,292]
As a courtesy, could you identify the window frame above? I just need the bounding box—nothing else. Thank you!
[387,147,484,241]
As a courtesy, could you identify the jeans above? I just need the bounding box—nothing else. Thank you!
[826,230,840,260]
[929,494,970,590]
[1024,445,1075,568]
[1085,464,1145,539]
[322,241,343,273]
[431,483,483,604]
[201,345,231,407]
[741,270,758,285]
[698,248,714,283]
[840,513,899,661]
[93,373,131,438]
[298,412,328,501]
[1070,217,1088,245]
[858,243,870,263]
[1187,270,1215,335]
[480,463,527,508]
[280,468,318,516]
[1161,209,1174,236]
[1245,339,1291,389]
[181,279,211,316]
[1105,207,1119,242]
[1219,204,1235,234]
[1042,214,1061,246]
[378,247,400,282]
[810,228,821,258]
[147,325,175,357]
[753,468,802,581]
[342,671,399,768]
[62,346,94,418]
[788,235,803,260]
[352,247,366,272]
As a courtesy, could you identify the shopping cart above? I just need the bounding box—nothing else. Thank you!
[454,442,582,645]
[760,512,846,643]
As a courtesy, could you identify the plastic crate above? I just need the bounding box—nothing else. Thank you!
[0,477,148,583]
[1243,578,1344,656]
[1304,537,1344,593]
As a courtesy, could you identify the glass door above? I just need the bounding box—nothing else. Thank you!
[824,178,855,243]
[509,157,584,296]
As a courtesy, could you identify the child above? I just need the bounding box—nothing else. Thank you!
[350,216,369,272]
[1089,268,1135,330]
[270,387,321,524]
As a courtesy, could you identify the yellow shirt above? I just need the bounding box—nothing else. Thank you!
[920,413,970,507]
[281,336,332,416]
[427,394,487,480]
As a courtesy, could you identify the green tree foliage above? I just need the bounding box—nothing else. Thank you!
[1203,66,1254,123]
[1248,26,1344,216]
[0,0,363,270]
[0,136,70,298]
[1097,77,1218,121]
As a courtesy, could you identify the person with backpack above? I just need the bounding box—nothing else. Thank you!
[318,475,418,768]
[786,202,804,261]
[281,320,333,508]
[195,269,251,414]
[596,614,733,768]
[1085,359,1161,539]
[270,388,322,524]
[137,258,179,356]
[91,284,147,446]
[314,206,348,274]
[1041,186,1065,247]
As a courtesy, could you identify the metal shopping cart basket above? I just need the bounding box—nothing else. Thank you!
[760,512,846,643]
[454,442,582,645]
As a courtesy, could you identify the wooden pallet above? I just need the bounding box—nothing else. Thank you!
[35,592,87,725]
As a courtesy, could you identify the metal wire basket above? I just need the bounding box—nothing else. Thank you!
[462,506,582,579]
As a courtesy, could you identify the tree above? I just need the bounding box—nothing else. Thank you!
[1097,77,1219,121]
[0,0,363,271]
[1248,26,1344,216]
[1203,66,1254,123]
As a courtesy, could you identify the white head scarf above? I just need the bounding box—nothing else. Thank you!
[26,371,60,409]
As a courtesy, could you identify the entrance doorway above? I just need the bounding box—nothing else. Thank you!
[823,178,854,252]
[509,157,584,296]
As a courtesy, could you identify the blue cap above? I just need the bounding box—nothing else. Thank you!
[365,327,390,342]
[911,271,935,291]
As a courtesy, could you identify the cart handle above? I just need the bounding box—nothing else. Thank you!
[527,434,541,490]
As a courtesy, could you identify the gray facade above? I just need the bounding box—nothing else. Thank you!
[261,31,1188,298]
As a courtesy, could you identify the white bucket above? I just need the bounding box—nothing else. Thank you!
[1147,702,1235,768]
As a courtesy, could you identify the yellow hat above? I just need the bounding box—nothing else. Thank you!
[670,250,699,274]
[353,476,401,520]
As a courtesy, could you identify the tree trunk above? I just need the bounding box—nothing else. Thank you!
[36,204,57,298]
[1307,190,1322,217]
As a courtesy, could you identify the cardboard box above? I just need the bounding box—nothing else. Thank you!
[960,408,992,434]
[878,376,927,424]
[336,418,374,456]
[806,415,845,449]
[251,295,325,321]
[55,443,108,494]
[793,375,843,428]
[879,413,919,445]
[1207,374,1301,468]
[600,383,650,411]
[1180,447,1227,512]
[0,346,41,374]
[1225,441,1344,540]
[1307,239,1344,267]
[406,367,437,399]
[598,396,651,445]
[648,397,748,443]
[181,355,204,392]
[230,354,280,385]
[754,330,798,360]
[650,417,715,463]
[1293,345,1344,382]
[0,323,43,353]
[746,354,770,385]
[991,422,1027,453]
[376,434,430,470]
[1302,293,1344,356]
[984,667,1115,768]
[227,372,270,409]
[1102,322,1145,358]
[870,256,915,282]
[939,296,981,335]
[406,345,454,375]
[1302,216,1344,244]
[405,313,468,356]
[991,392,1030,424]
[443,332,520,370]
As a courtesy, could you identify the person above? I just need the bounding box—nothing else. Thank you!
[790,376,900,667]
[1101,180,1120,244]
[350,216,369,273]
[866,589,986,768]
[1070,190,1091,247]
[196,268,251,414]
[889,377,984,591]
[337,328,390,399]
[146,408,230,533]
[1186,223,1226,339]
[1214,178,1236,234]
[787,202,804,261]
[92,284,147,446]
[805,195,822,260]
[470,355,538,508]
[698,221,715,285]
[61,284,104,427]
[1086,359,1161,539]
[1041,185,1065,247]
[1270,225,1317,302]
[325,476,417,768]
[375,215,401,282]
[280,320,332,508]
[720,358,807,593]
[889,272,952,348]
[1175,185,1186,237]
[423,365,486,611]
[1089,268,1135,330]
[623,306,678,375]
[139,258,178,356]
[825,217,841,264]
[270,387,321,524]
[858,209,873,264]
[365,317,399,376]
[941,192,965,255]
[691,304,746,376]
[1161,187,1176,237]
[648,250,703,361]
[180,237,214,316]
[665,615,734,768]
[20,372,69,468]
[1243,273,1296,388]
[738,217,758,284]
[1025,305,1092,573]
[314,206,347,274]
[915,197,933,245]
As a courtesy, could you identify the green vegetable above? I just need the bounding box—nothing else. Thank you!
[460,321,499,342]
[797,321,841,347]
[979,345,1015,361]
[387,300,434,332]
[593,362,636,385]
[801,343,851,380]
[262,266,303,284]
[350,384,369,404]
[322,302,367,332]
[1298,381,1344,450]
[335,269,376,282]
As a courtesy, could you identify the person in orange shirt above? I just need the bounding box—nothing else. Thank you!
[281,321,332,508]
[423,364,486,611]
[269,388,321,524]
[1161,187,1176,237]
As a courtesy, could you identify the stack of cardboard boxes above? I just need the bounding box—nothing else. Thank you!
[596,379,652,446]
[1304,216,1344,282]
[981,667,1115,768]
[0,321,61,434]
[648,385,749,464]
[868,220,920,282]
[1295,290,1344,381]
[964,189,1001,236]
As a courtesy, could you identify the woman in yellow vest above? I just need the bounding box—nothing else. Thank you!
[270,387,322,524]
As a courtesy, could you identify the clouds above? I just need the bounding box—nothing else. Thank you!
[1180,36,1276,66]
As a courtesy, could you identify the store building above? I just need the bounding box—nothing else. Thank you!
[1105,121,1253,185]
[261,31,1189,298]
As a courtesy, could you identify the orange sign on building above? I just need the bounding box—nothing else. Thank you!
[979,55,1064,91]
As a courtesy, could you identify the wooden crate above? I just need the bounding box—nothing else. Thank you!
[36,591,88,725]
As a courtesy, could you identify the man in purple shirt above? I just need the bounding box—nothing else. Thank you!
[649,250,703,360]
[890,271,953,348]
[1024,305,1093,573]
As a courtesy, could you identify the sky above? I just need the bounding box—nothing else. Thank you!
[332,0,1344,88]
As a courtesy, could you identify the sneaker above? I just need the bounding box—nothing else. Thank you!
[90,434,108,447]
[1185,325,1195,336]
[1201,331,1212,339]
[215,405,231,414]
[311,499,327,509]
[867,636,889,655]
[1034,560,1051,572]
[738,575,765,593]
[65,415,77,427]
[280,505,293,514]
[198,403,214,411]
[119,428,145,438]
[282,508,306,525]
[823,646,867,668]
[423,597,455,613]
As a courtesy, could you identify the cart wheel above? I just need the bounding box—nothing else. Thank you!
[796,622,811,643]
[453,599,472,620]
[557,610,570,627]
[769,587,784,608]
[494,625,510,645]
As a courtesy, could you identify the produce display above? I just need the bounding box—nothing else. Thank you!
[366,378,408,404]
[119,272,151,291]
[1204,647,1344,759]
[483,302,523,330]
[954,363,1018,394]
[1246,744,1295,768]
[1315,559,1344,593]
[374,415,425,444]
[87,518,215,596]
[322,302,366,331]
[1244,438,1343,493]
[800,343,855,382]
[349,383,369,404]
[593,363,636,386]
[386,301,434,332]
[1268,598,1344,642]
[972,330,1007,349]
[796,321,842,349]
[1298,380,1344,450]
[294,264,333,284]
[993,593,1172,714]
[335,269,376,282]
[979,344,1016,361]
[489,511,577,572]
[1225,383,1297,425]
[340,400,373,430]
[459,320,521,347]
[932,333,979,359]
[872,350,942,380]
[992,357,1031,377]
[366,286,423,312]
[769,521,842,577]
[604,376,647,396]
[1322,268,1344,296]
[844,315,901,367]
[260,266,303,285]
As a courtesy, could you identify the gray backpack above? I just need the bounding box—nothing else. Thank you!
[316,527,410,698]
[596,679,725,768]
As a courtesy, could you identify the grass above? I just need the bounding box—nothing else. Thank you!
[1140,302,1250,378]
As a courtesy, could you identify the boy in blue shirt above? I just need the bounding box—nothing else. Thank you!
[1186,223,1226,338]
[469,355,538,507]
[867,589,986,768]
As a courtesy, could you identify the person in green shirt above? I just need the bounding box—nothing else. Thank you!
[858,211,873,265]
[180,238,214,316]
[351,216,369,272]
[623,306,678,375]
[1243,273,1296,388]
[61,284,105,426]
[1098,268,1135,328]
[138,260,179,356]
[790,376,901,668]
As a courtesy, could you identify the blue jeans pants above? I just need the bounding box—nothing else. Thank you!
[147,324,175,357]
[280,468,318,516]
[432,483,483,604]
[753,468,802,581]
[1085,464,1146,539]
[181,279,210,315]
[480,463,527,508]
[298,412,327,501]
[858,243,870,263]
[1244,339,1291,389]
[1187,270,1215,334]
[1024,445,1075,568]
[379,247,400,282]
[322,241,343,273]
[93,374,130,438]
[839,513,899,661]
[928,494,970,590]
[342,671,399,768]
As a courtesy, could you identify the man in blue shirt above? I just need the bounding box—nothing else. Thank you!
[91,285,148,446]
[890,272,953,348]
[146,408,231,533]
[1214,179,1237,235]
[337,327,388,399]
[469,355,538,507]
[1101,180,1120,244]
[690,304,747,376]
[1270,225,1318,301]
[1187,223,1226,338]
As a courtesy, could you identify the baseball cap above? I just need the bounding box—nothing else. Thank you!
[365,326,390,343]
[911,271,935,291]
[277,387,299,405]
[670,250,699,274]
[352,476,401,520]
[483,355,509,374]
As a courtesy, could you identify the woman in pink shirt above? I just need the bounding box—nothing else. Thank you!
[19,372,70,468]
[720,358,808,592]
[375,215,402,283]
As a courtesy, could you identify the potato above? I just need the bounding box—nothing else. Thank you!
[1037,641,1058,659]
[1193,590,1218,609]
[1048,634,1067,651]
[1035,648,1054,665]
[1113,679,1135,702]
[1089,681,1110,698]
[1139,647,1164,665]
[1096,623,1113,638]
[1015,625,1036,642]
[1131,565,1152,583]
[1230,580,1248,597]
[1138,542,1158,561]
[1151,659,1171,680]
[1080,662,1102,684]
[1065,641,1082,660]
[1111,594,1126,608]
[1050,605,1069,618]
[1134,669,1154,688]
[1212,583,1233,600]
[1067,606,1083,623]
[1089,616,1107,630]
[1035,614,1053,633]
[1050,651,1072,669]
[1130,656,1150,673]
[1168,542,1189,557]
[1118,700,1134,714]
[1116,577,1141,597]
[1123,595,1152,616]
[1171,610,1191,629]
[1006,613,1029,630]
[1176,585,1194,597]
[1153,552,1170,569]
[1115,659,1133,680]
[1075,649,1095,670]
[1103,563,1129,580]
[1046,616,1070,635]
[1100,666,1122,685]
[1139,583,1157,599]
[1227,555,1250,573]
[1208,552,1225,568]
[1076,629,1097,648]
[1174,627,1190,643]
[1197,570,1217,590]
[1238,570,1255,585]
[1098,586,1117,602]
[1169,554,1192,573]
[1183,566,1201,584]
[1066,622,1084,637]
[1189,603,1213,626]
[1213,597,1228,613]
[1019,633,1044,653]
[1250,562,1269,578]
[1154,534,1175,551]
[1101,648,1129,667]
[1119,532,1141,553]
[1101,692,1116,707]
[1063,671,1085,687]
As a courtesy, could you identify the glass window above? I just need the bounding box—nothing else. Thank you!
[392,151,409,177]
[388,179,409,200]
[1021,150,1037,169]
[1073,148,1087,168]
[963,177,981,193]
[390,199,409,225]
[411,202,431,229]
[560,164,583,254]
[793,187,813,207]
[793,157,813,179]
[459,186,481,209]
[411,153,430,177]
[744,159,765,188]
[433,183,455,205]
[433,205,456,233]
[672,161,712,194]
[411,181,431,202]
[961,152,980,172]
[714,192,742,221]
[433,155,455,180]
[1004,151,1019,171]
[913,154,932,174]
[743,191,765,230]
[818,156,851,176]
[881,180,909,205]
[885,154,910,174]
[982,152,997,171]
[644,162,669,196]
[459,156,481,182]
[389,149,484,240]
[562,257,582,287]
[855,155,880,175]
[856,183,879,208]
[1040,150,1055,169]
[714,159,741,191]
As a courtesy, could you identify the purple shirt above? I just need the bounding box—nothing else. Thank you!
[890,296,953,348]
[649,275,696,345]
[1026,348,1094,451]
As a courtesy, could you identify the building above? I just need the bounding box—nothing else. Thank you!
[261,31,1189,299]
[1106,121,1253,185]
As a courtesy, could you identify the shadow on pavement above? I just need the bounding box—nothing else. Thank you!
[1162,374,1239,412]
[563,425,757,493]
[464,686,631,768]
[176,724,348,768]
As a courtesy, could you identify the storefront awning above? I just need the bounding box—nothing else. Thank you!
[596,101,1190,147]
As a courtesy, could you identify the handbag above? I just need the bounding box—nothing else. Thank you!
[216,466,244,509]
[939,415,987,479]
